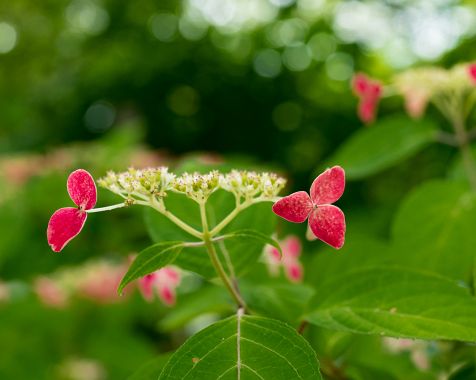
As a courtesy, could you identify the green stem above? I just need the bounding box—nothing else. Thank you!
[86,203,126,213]
[136,199,203,239]
[452,115,476,191]
[200,201,246,309]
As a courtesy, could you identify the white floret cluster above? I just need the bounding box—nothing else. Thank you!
[97,167,176,198]
[98,167,286,203]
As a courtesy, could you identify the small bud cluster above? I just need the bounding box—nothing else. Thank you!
[220,170,286,200]
[173,171,221,202]
[98,167,176,198]
[98,167,286,203]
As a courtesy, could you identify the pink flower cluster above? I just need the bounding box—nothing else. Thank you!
[272,166,346,249]
[352,73,382,124]
[264,235,303,282]
[47,169,97,252]
[138,267,181,306]
[34,264,181,308]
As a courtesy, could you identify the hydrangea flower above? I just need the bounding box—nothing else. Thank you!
[352,73,382,124]
[138,266,181,306]
[264,235,303,282]
[47,169,97,252]
[272,166,346,249]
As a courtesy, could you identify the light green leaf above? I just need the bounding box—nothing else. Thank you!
[391,181,476,281]
[306,266,476,341]
[324,116,437,180]
[159,314,322,379]
[118,241,183,294]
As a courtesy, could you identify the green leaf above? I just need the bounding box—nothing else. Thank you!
[324,116,437,180]
[308,233,391,290]
[391,181,476,281]
[306,266,476,342]
[118,241,183,294]
[159,314,322,379]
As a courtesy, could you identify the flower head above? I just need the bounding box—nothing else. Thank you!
[47,169,97,252]
[352,73,382,124]
[272,166,346,249]
[138,266,181,306]
[264,235,303,282]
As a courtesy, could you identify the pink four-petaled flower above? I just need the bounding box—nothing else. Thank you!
[47,169,97,252]
[352,73,382,124]
[264,235,303,282]
[138,267,181,306]
[272,166,346,249]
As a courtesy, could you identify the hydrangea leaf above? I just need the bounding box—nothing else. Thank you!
[159,314,322,380]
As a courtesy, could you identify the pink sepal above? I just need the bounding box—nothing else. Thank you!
[308,205,346,249]
[310,166,345,205]
[272,191,312,223]
[67,169,97,210]
[47,207,87,252]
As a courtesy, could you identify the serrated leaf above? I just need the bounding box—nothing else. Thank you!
[391,181,476,281]
[159,314,322,379]
[118,241,183,294]
[324,116,437,180]
[306,266,476,342]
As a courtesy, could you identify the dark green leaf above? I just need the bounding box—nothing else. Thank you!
[306,266,476,341]
[159,314,322,379]
[324,116,437,180]
[391,181,476,281]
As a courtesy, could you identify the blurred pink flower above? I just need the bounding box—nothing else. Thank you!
[468,63,476,85]
[352,73,382,124]
[138,266,181,306]
[403,89,429,119]
[0,280,9,303]
[34,277,68,308]
[272,166,346,249]
[264,235,303,282]
[47,169,97,252]
[77,263,129,304]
